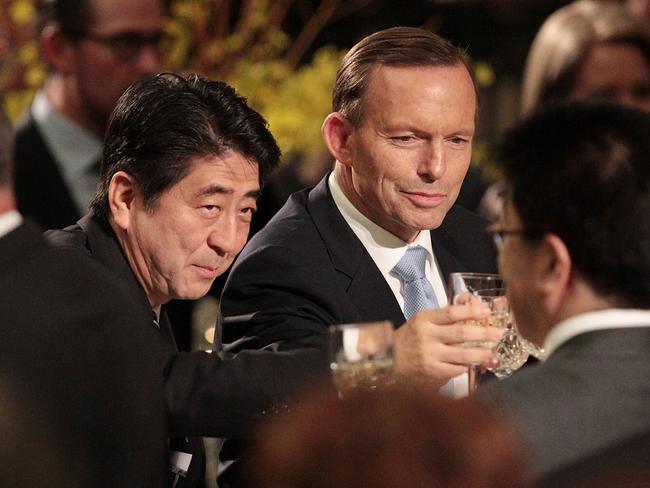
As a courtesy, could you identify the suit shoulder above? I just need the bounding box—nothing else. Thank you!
[445,204,492,230]
[245,188,317,252]
[45,225,90,255]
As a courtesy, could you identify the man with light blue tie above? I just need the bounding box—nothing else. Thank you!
[219,27,501,396]
[217,27,501,485]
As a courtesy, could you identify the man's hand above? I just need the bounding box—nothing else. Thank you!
[393,303,503,387]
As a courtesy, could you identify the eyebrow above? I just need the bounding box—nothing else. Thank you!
[197,184,261,199]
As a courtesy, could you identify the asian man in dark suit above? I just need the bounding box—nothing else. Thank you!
[217,27,503,486]
[0,102,167,485]
[481,101,650,484]
[46,73,328,488]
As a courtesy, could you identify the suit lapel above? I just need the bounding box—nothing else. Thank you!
[306,176,406,327]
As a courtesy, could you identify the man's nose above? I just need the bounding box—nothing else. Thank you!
[419,142,446,181]
[133,44,162,75]
[207,218,244,257]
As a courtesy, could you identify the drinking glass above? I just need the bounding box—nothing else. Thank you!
[328,321,395,397]
[447,272,504,394]
[475,288,529,379]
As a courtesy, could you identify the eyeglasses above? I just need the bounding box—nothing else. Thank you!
[486,224,544,250]
[70,30,165,63]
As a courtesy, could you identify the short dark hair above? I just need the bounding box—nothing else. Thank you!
[37,0,94,36]
[497,100,650,307]
[90,73,281,220]
[333,26,477,126]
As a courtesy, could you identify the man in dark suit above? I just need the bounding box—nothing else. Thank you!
[480,101,650,483]
[217,27,503,486]
[14,0,164,231]
[0,103,166,484]
[46,73,328,487]
[221,26,501,393]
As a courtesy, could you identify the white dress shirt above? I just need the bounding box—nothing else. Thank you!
[31,91,103,214]
[544,308,650,359]
[0,210,22,239]
[329,173,468,397]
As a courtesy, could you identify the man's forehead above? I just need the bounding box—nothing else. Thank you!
[89,0,164,31]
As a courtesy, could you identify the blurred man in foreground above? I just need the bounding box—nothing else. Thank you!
[47,73,327,487]
[482,100,650,483]
[0,102,166,485]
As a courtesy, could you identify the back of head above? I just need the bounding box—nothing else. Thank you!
[245,384,527,488]
[522,0,650,114]
[90,73,281,220]
[498,100,650,307]
[332,26,476,126]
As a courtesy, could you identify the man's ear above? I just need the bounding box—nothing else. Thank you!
[537,234,572,316]
[40,26,77,75]
[322,112,354,167]
[109,172,137,232]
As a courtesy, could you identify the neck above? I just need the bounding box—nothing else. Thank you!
[43,74,105,138]
[546,277,615,339]
[108,215,168,311]
[333,162,418,243]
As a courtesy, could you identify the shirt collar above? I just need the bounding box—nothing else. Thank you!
[544,308,650,358]
[31,91,102,175]
[328,172,434,278]
[0,210,23,239]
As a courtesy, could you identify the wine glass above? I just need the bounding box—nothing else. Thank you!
[447,272,504,394]
[328,321,395,397]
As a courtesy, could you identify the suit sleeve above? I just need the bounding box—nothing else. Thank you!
[163,347,329,438]
[219,240,348,353]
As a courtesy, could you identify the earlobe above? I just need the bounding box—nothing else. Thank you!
[108,172,136,232]
[321,112,354,167]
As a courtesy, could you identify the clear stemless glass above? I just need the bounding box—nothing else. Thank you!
[447,272,504,394]
[475,288,529,379]
[328,321,395,397]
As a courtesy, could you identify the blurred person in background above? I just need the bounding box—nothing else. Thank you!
[244,383,528,488]
[13,0,164,231]
[481,100,650,484]
[479,0,650,221]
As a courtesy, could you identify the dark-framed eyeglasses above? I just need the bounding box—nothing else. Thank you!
[69,30,166,63]
[486,224,544,250]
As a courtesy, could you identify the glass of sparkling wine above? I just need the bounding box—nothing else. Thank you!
[475,288,529,379]
[328,321,395,397]
[448,272,504,394]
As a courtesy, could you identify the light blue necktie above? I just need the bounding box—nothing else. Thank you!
[392,245,439,319]
[393,245,454,396]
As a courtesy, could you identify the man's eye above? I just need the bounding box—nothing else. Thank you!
[392,135,415,143]
[449,136,468,145]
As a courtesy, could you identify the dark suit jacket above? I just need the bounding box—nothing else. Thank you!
[46,213,328,487]
[220,175,498,350]
[0,220,167,487]
[13,113,81,230]
[481,326,650,482]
